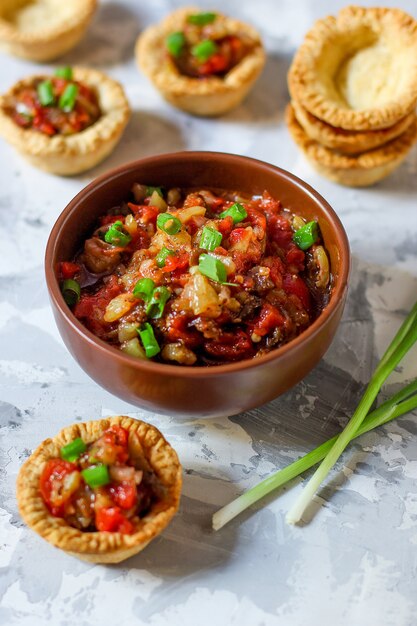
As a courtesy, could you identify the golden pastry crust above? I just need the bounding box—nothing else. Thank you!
[0,0,97,62]
[16,416,182,564]
[288,6,417,131]
[286,104,417,187]
[0,67,131,176]
[135,6,266,116]
[292,98,416,155]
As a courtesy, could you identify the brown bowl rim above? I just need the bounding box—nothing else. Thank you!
[45,151,350,378]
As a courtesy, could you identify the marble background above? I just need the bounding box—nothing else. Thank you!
[1,1,417,625]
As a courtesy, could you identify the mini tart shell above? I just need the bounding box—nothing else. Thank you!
[16,416,182,564]
[0,0,97,62]
[0,67,131,176]
[135,6,266,116]
[292,98,416,156]
[288,6,417,131]
[286,104,417,187]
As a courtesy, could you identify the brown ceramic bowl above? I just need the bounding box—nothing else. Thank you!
[45,152,350,418]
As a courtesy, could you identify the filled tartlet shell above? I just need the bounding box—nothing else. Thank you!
[0,0,97,62]
[286,104,417,187]
[0,67,131,176]
[288,6,417,131]
[291,98,416,155]
[16,416,182,564]
[135,6,266,116]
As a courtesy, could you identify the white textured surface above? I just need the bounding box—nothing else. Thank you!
[1,1,417,625]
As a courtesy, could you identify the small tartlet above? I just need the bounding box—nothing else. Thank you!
[291,98,416,156]
[0,0,97,62]
[17,416,182,564]
[135,6,266,116]
[0,67,131,176]
[286,104,417,187]
[288,6,417,131]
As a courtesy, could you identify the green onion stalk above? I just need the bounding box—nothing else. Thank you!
[212,301,417,531]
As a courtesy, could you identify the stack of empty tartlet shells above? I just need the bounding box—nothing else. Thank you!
[286,6,417,187]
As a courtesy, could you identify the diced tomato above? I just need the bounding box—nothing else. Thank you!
[162,252,189,273]
[217,216,234,237]
[33,116,56,136]
[246,207,267,232]
[166,314,202,349]
[59,261,80,279]
[268,214,293,248]
[95,506,134,534]
[198,53,229,76]
[249,303,285,337]
[128,202,159,225]
[100,214,126,226]
[228,228,248,247]
[286,243,305,268]
[263,256,285,288]
[204,329,254,361]
[283,274,311,310]
[109,480,137,510]
[74,275,121,332]
[40,459,79,516]
[100,426,129,463]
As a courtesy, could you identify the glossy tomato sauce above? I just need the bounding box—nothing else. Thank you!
[59,185,331,366]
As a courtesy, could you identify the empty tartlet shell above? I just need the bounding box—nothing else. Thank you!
[16,416,182,564]
[0,67,131,176]
[286,104,417,187]
[292,98,416,155]
[288,6,417,131]
[135,6,266,116]
[0,0,97,62]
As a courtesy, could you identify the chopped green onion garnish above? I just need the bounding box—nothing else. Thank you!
[198,253,227,283]
[187,12,217,25]
[220,202,247,224]
[293,220,319,251]
[157,213,182,235]
[60,437,86,462]
[37,80,55,106]
[166,31,186,57]
[133,277,155,300]
[59,83,78,112]
[82,464,110,488]
[191,39,218,62]
[104,220,132,247]
[146,186,164,198]
[54,66,73,80]
[155,247,175,268]
[200,226,222,252]
[61,278,81,307]
[137,322,160,358]
[146,286,171,319]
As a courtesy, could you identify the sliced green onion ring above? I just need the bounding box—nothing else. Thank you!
[37,80,55,106]
[191,39,218,62]
[146,286,171,319]
[293,220,319,251]
[200,226,222,251]
[166,31,186,57]
[137,322,160,358]
[187,12,217,25]
[54,66,73,80]
[198,253,227,283]
[82,464,110,488]
[60,437,86,462]
[59,83,78,112]
[220,202,247,224]
[157,213,182,235]
[132,277,155,301]
[61,278,81,307]
[155,247,175,268]
[104,220,132,247]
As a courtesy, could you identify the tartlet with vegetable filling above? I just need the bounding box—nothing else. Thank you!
[0,66,130,175]
[17,416,182,564]
[0,0,97,62]
[136,7,265,116]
